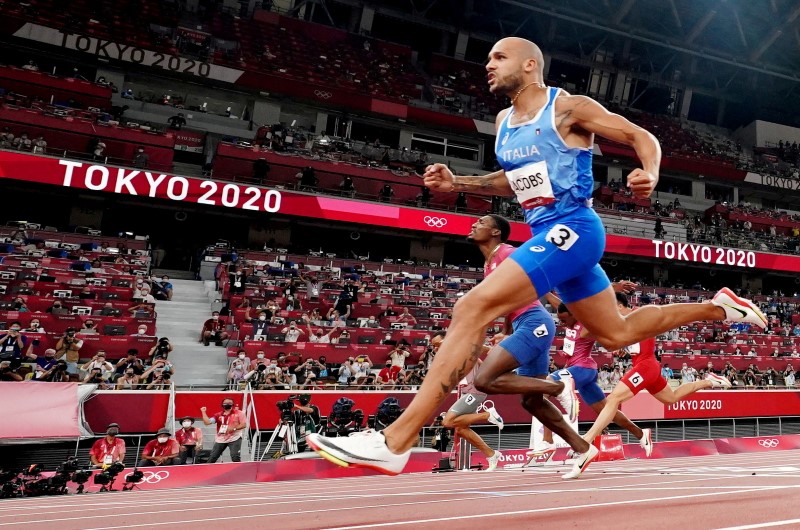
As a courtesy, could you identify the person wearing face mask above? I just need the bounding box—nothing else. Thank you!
[201,399,246,463]
[251,310,270,340]
[80,319,99,335]
[0,322,27,361]
[25,319,44,333]
[47,301,69,315]
[90,423,126,468]
[133,146,149,169]
[250,351,268,370]
[12,297,29,312]
[55,327,83,374]
[175,417,204,464]
[151,275,173,301]
[227,351,250,388]
[281,320,305,343]
[306,321,335,344]
[34,348,58,374]
[139,428,179,467]
[115,367,141,390]
[362,315,380,329]
[201,311,228,346]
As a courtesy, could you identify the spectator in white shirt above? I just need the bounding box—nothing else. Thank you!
[281,321,304,342]
[388,344,410,368]
[307,322,335,343]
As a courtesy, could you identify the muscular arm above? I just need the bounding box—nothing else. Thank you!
[451,171,513,195]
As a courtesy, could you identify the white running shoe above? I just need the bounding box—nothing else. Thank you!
[306,430,410,476]
[481,401,504,431]
[526,441,557,457]
[562,444,599,480]
[711,288,768,329]
[705,372,732,389]
[555,370,579,423]
[485,450,502,471]
[639,428,653,458]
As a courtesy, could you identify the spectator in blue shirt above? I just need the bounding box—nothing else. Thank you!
[661,363,674,380]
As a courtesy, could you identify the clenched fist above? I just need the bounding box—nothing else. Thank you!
[626,168,657,198]
[422,163,455,192]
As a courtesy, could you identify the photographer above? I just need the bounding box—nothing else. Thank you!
[294,358,322,388]
[291,394,320,451]
[0,322,27,361]
[147,338,173,363]
[201,399,246,463]
[82,367,112,389]
[281,321,305,343]
[55,327,83,374]
[227,351,250,389]
[176,417,203,464]
[139,429,179,467]
[141,357,174,389]
[89,423,126,468]
[81,352,113,379]
[337,357,357,386]
[429,413,452,452]
[39,359,70,382]
[388,343,411,368]
[0,360,23,381]
[243,363,270,390]
[353,355,374,388]
[114,350,144,380]
[115,367,141,390]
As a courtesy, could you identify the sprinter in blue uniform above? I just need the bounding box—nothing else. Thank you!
[306,37,768,477]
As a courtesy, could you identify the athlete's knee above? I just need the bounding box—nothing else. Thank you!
[521,393,544,412]
[441,414,457,429]
[473,372,495,394]
[451,292,497,326]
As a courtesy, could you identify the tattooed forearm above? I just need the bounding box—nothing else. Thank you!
[452,171,511,194]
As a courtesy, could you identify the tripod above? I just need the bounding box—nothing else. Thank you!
[260,419,298,460]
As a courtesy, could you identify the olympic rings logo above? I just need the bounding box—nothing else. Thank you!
[758,439,779,448]
[423,216,447,228]
[125,470,170,483]
[314,90,333,100]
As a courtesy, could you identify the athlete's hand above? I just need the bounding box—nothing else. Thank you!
[490,333,506,346]
[422,163,455,192]
[612,280,638,294]
[626,168,658,198]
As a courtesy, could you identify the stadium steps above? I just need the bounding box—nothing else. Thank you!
[154,279,229,387]
[151,268,197,280]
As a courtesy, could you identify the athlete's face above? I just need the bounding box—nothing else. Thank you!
[486,43,524,96]
[558,311,576,327]
[430,335,444,351]
[467,216,498,243]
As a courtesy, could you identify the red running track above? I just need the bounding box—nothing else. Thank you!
[1,451,800,529]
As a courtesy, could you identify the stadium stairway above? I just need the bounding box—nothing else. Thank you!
[154,279,229,387]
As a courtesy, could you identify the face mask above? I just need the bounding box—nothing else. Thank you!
[238,354,246,359]
[138,329,146,334]
[182,421,192,428]
[257,354,265,359]
[158,436,169,443]
[259,315,267,321]
[10,328,20,333]
[126,371,134,376]
[222,403,233,410]
[107,428,119,436]
[212,316,219,321]
[385,363,392,367]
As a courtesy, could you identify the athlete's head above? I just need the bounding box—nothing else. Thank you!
[430,331,446,351]
[556,302,576,327]
[467,215,510,244]
[615,292,632,315]
[486,37,545,96]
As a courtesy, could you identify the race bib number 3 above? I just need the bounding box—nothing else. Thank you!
[505,161,555,209]
[546,224,579,251]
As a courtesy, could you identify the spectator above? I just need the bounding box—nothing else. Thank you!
[361,315,380,328]
[388,344,411,368]
[167,113,187,130]
[152,276,174,301]
[33,348,58,374]
[82,365,111,388]
[176,417,204,464]
[0,360,23,381]
[38,359,70,382]
[252,157,270,184]
[681,363,696,383]
[31,135,47,154]
[353,355,374,387]
[661,363,674,380]
[378,183,394,203]
[201,311,229,346]
[115,367,141,390]
[55,327,82,373]
[395,307,417,326]
[89,423,126,468]
[784,365,796,387]
[339,176,356,197]
[227,352,250,388]
[0,322,27,360]
[281,321,305,343]
[139,428,180,466]
[21,60,38,71]
[307,322,335,343]
[743,370,757,388]
[298,166,317,191]
[337,357,357,386]
[377,360,401,386]
[137,286,156,303]
[132,324,153,337]
[81,352,113,375]
[295,358,322,388]
[133,147,149,169]
[79,319,99,335]
[91,139,106,161]
[454,192,468,212]
[25,318,44,333]
[201,399,246,463]
[300,273,322,302]
[12,133,31,151]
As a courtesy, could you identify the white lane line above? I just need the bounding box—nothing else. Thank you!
[715,519,800,530]
[324,485,800,529]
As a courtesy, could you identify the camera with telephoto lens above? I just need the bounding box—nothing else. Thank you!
[276,395,300,421]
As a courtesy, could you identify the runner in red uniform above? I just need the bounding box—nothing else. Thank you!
[565,293,731,479]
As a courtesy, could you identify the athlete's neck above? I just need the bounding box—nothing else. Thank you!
[511,82,547,114]
[479,241,503,262]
